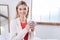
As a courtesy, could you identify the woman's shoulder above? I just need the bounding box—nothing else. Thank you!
[10,18,19,22]
[15,18,19,20]
[10,18,20,25]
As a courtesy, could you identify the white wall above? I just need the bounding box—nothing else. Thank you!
[35,25,60,39]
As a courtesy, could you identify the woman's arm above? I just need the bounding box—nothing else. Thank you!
[10,20,29,40]
[12,26,29,40]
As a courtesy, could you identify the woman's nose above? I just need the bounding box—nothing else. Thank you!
[21,10,25,13]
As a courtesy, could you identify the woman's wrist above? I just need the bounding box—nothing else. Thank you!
[26,25,30,32]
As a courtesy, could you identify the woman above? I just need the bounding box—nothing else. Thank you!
[10,1,35,40]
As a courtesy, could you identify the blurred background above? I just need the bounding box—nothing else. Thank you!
[0,0,60,40]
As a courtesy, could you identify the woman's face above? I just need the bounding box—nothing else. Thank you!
[17,5,28,18]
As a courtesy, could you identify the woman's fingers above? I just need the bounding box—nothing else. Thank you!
[26,21,35,32]
[28,21,35,32]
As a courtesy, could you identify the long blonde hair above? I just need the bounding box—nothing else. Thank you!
[16,1,29,18]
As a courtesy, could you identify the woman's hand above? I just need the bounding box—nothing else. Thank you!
[28,21,35,32]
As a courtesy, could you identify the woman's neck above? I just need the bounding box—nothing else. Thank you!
[20,16,27,23]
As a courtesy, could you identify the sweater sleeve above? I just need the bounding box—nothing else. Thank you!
[10,19,29,40]
[12,27,28,40]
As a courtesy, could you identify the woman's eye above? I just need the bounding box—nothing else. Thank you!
[24,8,26,10]
[19,8,22,10]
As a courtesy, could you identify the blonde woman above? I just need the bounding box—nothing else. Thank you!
[10,1,35,40]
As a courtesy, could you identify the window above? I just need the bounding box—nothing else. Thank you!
[0,4,9,35]
[32,0,60,23]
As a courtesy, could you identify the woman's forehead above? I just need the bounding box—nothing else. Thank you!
[18,5,28,8]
